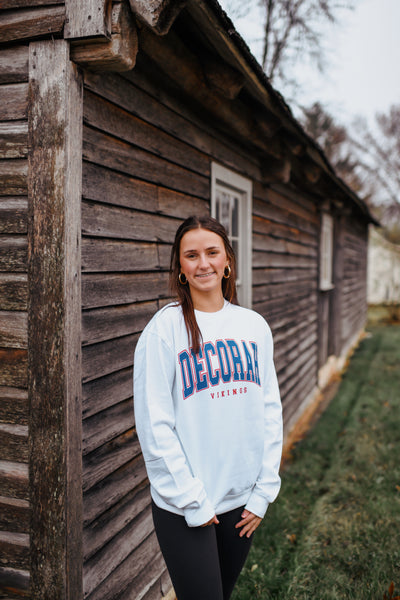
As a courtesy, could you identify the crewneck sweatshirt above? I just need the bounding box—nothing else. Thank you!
[134,301,283,527]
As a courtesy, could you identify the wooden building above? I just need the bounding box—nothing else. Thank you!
[0,1,376,598]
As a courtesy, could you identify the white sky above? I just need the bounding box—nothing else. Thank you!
[218,0,400,127]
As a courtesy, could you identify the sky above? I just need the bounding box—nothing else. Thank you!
[218,0,400,128]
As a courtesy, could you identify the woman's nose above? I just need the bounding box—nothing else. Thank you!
[198,253,209,268]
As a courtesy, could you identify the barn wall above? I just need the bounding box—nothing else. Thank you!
[0,2,65,45]
[80,46,321,596]
[341,219,368,352]
[0,45,30,598]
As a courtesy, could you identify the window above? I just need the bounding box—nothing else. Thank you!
[320,212,334,290]
[211,163,252,307]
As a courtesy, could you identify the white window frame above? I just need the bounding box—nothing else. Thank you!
[320,212,334,291]
[211,163,253,307]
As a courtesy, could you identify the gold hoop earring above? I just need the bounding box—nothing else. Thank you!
[223,265,231,279]
[179,272,187,285]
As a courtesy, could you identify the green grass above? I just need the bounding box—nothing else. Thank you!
[232,325,400,600]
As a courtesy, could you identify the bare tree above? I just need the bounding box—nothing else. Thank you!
[351,106,400,242]
[301,102,400,243]
[260,0,354,84]
[301,101,363,193]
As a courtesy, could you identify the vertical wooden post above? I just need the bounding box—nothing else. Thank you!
[65,0,112,40]
[28,40,83,599]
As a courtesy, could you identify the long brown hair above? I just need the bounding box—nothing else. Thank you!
[169,215,238,354]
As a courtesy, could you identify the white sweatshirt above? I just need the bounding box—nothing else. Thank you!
[134,300,282,527]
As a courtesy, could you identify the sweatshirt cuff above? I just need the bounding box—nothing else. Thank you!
[244,491,269,519]
[183,497,215,528]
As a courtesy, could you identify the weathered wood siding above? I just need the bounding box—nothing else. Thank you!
[0,45,30,599]
[253,183,319,428]
[0,2,65,45]
[341,219,368,351]
[80,45,321,596]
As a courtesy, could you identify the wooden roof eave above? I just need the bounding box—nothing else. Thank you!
[184,0,377,225]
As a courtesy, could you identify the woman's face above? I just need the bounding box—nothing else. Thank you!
[179,228,229,299]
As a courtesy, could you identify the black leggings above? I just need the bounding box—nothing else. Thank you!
[152,501,253,600]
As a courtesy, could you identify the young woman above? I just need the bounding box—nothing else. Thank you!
[134,215,283,600]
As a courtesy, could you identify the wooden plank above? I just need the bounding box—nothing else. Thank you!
[0,423,28,462]
[82,272,170,309]
[0,198,28,233]
[0,349,27,388]
[82,200,178,243]
[255,290,318,322]
[0,160,28,195]
[82,238,160,274]
[71,1,138,72]
[83,481,148,562]
[261,184,319,224]
[0,46,28,85]
[158,186,208,218]
[276,329,318,372]
[116,551,169,600]
[65,0,111,40]
[28,40,83,600]
[265,296,317,333]
[0,273,28,311]
[0,386,28,425]
[273,311,317,347]
[158,243,172,270]
[82,333,138,383]
[86,68,261,181]
[83,398,134,455]
[0,311,27,348]
[83,161,158,213]
[83,89,210,176]
[83,507,154,598]
[83,126,210,199]
[0,83,28,121]
[82,300,158,346]
[129,0,186,34]
[252,266,317,286]
[252,249,315,270]
[0,122,28,159]
[137,28,283,160]
[0,566,29,598]
[253,280,316,304]
[278,342,316,392]
[83,367,132,420]
[253,232,317,257]
[253,213,317,247]
[0,459,28,500]
[1,0,64,6]
[85,531,161,600]
[282,368,317,426]
[0,236,27,272]
[0,6,65,43]
[83,455,147,526]
[253,196,317,237]
[0,531,29,570]
[82,429,140,493]
[0,495,30,533]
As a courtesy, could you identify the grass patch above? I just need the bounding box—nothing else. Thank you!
[232,325,400,600]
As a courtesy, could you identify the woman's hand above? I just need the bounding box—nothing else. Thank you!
[235,509,262,538]
[201,515,219,527]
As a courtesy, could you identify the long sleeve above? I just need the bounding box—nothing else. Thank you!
[134,330,215,527]
[244,325,283,518]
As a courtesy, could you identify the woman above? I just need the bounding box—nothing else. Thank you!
[134,215,282,600]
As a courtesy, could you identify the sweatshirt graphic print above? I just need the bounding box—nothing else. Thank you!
[134,301,283,527]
